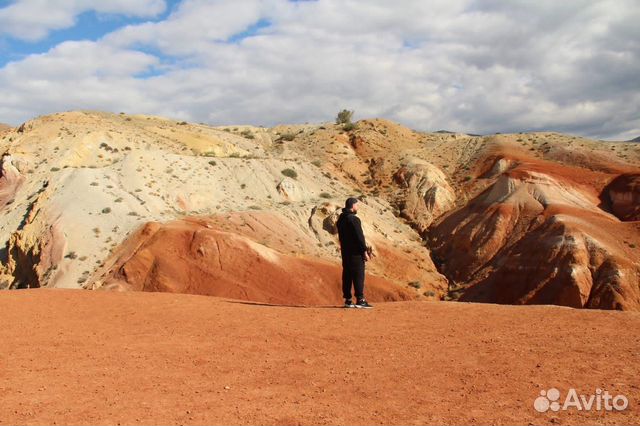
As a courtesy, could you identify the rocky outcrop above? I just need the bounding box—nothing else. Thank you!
[2,180,67,289]
[431,162,640,310]
[393,158,456,233]
[0,153,24,208]
[603,173,640,221]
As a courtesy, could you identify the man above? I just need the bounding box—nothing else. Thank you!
[336,197,373,309]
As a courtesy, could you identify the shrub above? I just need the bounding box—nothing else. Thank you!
[320,192,332,199]
[311,160,322,167]
[240,129,255,139]
[281,133,296,141]
[241,183,246,189]
[423,290,436,297]
[342,122,357,132]
[281,168,298,179]
[66,251,78,259]
[178,121,188,125]
[463,175,473,182]
[336,109,354,125]
[408,281,422,289]
[50,167,60,172]
[208,160,217,166]
[101,207,112,214]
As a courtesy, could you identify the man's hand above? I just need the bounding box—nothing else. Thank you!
[364,252,371,262]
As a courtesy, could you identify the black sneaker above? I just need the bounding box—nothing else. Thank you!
[344,299,355,308]
[355,299,373,309]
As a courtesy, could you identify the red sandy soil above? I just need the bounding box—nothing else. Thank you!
[0,289,638,425]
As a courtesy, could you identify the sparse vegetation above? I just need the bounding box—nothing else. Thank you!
[241,129,255,139]
[336,109,354,125]
[50,167,60,172]
[208,160,217,166]
[342,122,357,132]
[281,168,298,179]
[423,290,436,297]
[408,281,422,289]
[280,133,296,141]
[311,160,322,167]
[65,251,78,260]
[101,207,112,214]
[320,192,332,199]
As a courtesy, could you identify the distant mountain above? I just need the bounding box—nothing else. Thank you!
[628,136,640,142]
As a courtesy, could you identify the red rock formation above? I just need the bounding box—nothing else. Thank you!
[430,155,640,310]
[94,215,414,305]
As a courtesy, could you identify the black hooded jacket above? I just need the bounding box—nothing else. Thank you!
[336,208,367,257]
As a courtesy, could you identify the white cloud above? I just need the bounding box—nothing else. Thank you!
[0,0,638,140]
[0,0,166,41]
[105,0,270,55]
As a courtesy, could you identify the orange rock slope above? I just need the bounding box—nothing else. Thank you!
[429,146,640,310]
[93,213,415,305]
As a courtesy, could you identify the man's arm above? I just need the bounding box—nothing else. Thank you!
[351,216,367,255]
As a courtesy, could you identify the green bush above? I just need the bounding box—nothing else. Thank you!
[240,129,255,139]
[281,168,298,179]
[408,281,422,289]
[342,122,357,132]
[336,109,354,125]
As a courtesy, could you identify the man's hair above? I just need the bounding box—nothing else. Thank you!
[345,197,359,209]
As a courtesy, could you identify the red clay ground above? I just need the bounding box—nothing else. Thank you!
[0,289,638,425]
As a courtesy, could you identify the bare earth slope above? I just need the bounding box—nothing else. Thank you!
[0,289,638,425]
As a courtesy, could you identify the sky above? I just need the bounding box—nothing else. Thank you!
[0,0,638,140]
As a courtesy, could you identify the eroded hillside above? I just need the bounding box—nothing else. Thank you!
[0,111,638,309]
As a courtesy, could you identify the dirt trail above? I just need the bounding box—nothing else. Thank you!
[0,289,638,425]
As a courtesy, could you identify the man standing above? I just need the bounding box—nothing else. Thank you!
[336,197,373,309]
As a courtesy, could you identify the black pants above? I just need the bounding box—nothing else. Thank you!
[342,254,365,300]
